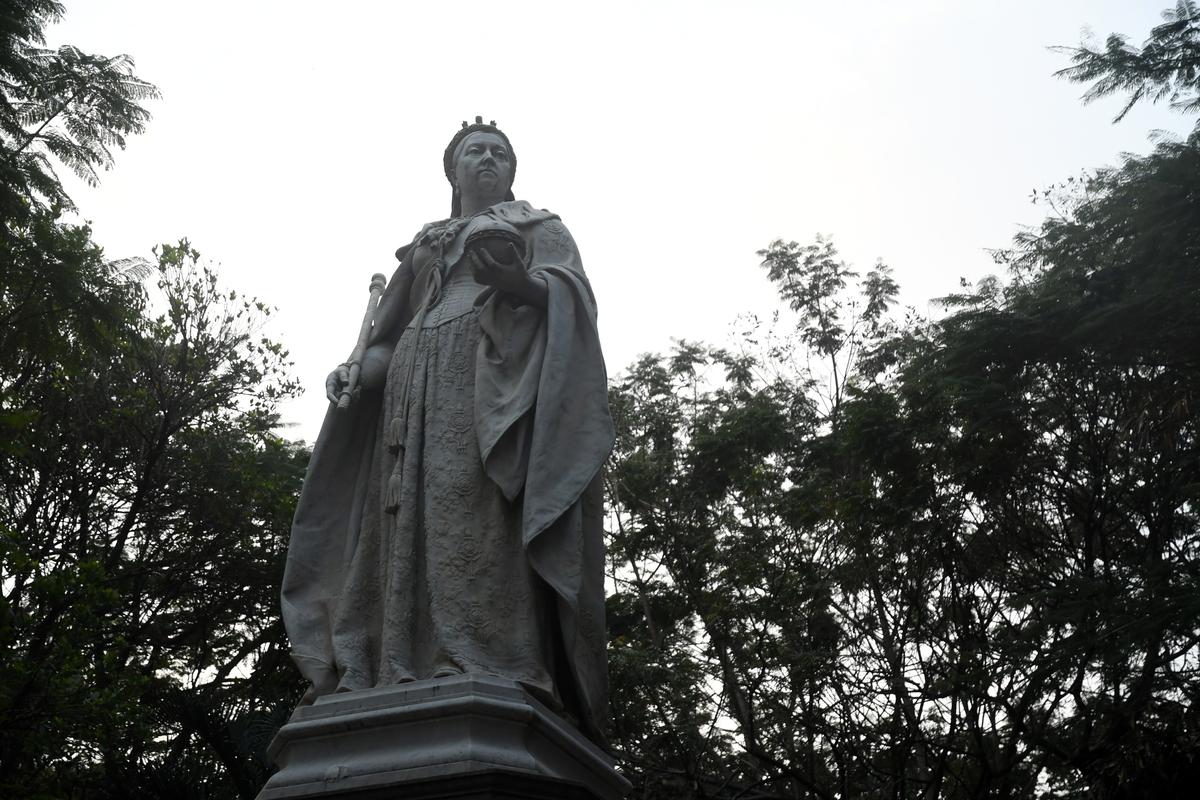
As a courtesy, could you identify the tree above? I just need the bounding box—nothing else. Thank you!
[0,0,159,212]
[607,148,1200,799]
[2,7,308,797]
[1,233,309,798]
[911,129,1200,797]
[606,251,913,798]
[1055,0,1200,129]
[606,6,1200,796]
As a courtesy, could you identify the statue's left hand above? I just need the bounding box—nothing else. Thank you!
[469,244,548,308]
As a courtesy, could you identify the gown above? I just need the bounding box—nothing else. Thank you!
[281,200,614,741]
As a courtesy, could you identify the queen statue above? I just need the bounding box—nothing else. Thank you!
[279,118,615,746]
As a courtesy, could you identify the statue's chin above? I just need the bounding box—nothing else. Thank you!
[475,174,507,195]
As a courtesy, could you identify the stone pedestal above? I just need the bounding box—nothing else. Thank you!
[259,674,631,800]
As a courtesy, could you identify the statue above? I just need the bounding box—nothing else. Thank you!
[280,118,615,745]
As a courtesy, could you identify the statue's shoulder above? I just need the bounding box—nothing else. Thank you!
[492,200,565,230]
[415,217,456,242]
[394,217,455,262]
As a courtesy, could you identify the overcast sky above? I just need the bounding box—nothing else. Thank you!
[47,1,1192,442]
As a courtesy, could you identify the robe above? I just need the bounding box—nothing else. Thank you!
[280,201,614,743]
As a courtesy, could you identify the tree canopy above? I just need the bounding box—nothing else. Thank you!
[1055,0,1200,128]
[604,7,1200,797]
[1,5,308,797]
[0,0,158,212]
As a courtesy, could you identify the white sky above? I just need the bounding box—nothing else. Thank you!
[48,1,1193,443]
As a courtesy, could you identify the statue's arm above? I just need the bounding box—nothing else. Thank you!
[324,333,400,405]
[356,342,393,391]
[325,242,417,403]
[469,246,548,308]
[369,242,417,343]
[526,217,590,303]
[470,212,584,310]
[356,242,416,389]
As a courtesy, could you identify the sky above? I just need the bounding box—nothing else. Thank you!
[46,1,1193,442]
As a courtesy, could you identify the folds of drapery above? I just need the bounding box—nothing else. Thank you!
[280,201,614,739]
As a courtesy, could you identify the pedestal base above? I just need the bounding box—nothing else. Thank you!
[258,674,630,800]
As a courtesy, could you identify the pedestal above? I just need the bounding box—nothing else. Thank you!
[258,674,631,800]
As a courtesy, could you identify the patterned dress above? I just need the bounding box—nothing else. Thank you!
[330,214,555,701]
[283,200,614,739]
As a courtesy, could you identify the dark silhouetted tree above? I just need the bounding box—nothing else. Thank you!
[2,7,307,798]
[0,0,159,211]
[1055,0,1200,129]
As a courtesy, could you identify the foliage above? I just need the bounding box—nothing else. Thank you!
[605,260,904,798]
[0,222,308,798]
[916,132,1200,797]
[1,7,305,798]
[605,9,1200,793]
[756,236,898,410]
[0,0,159,212]
[1055,0,1200,128]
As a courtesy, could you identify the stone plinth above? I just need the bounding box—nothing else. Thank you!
[259,674,631,800]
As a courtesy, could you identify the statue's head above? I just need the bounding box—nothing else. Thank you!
[444,117,516,216]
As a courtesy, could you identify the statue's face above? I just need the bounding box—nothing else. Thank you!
[453,131,513,200]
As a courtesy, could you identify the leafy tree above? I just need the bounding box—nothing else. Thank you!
[606,7,1200,797]
[2,7,307,798]
[0,0,159,211]
[608,146,1200,798]
[912,129,1200,797]
[1,231,308,798]
[1055,0,1200,128]
[606,255,909,798]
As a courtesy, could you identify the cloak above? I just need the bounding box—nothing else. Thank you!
[280,201,614,741]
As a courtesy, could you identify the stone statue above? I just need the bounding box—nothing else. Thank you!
[280,118,615,745]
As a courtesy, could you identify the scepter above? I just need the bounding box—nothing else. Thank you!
[337,272,388,410]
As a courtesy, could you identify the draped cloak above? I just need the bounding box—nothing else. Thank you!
[280,201,614,742]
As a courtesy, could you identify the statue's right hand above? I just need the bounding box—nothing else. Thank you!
[325,363,351,404]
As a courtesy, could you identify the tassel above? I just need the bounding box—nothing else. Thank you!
[384,470,404,515]
[386,415,407,455]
